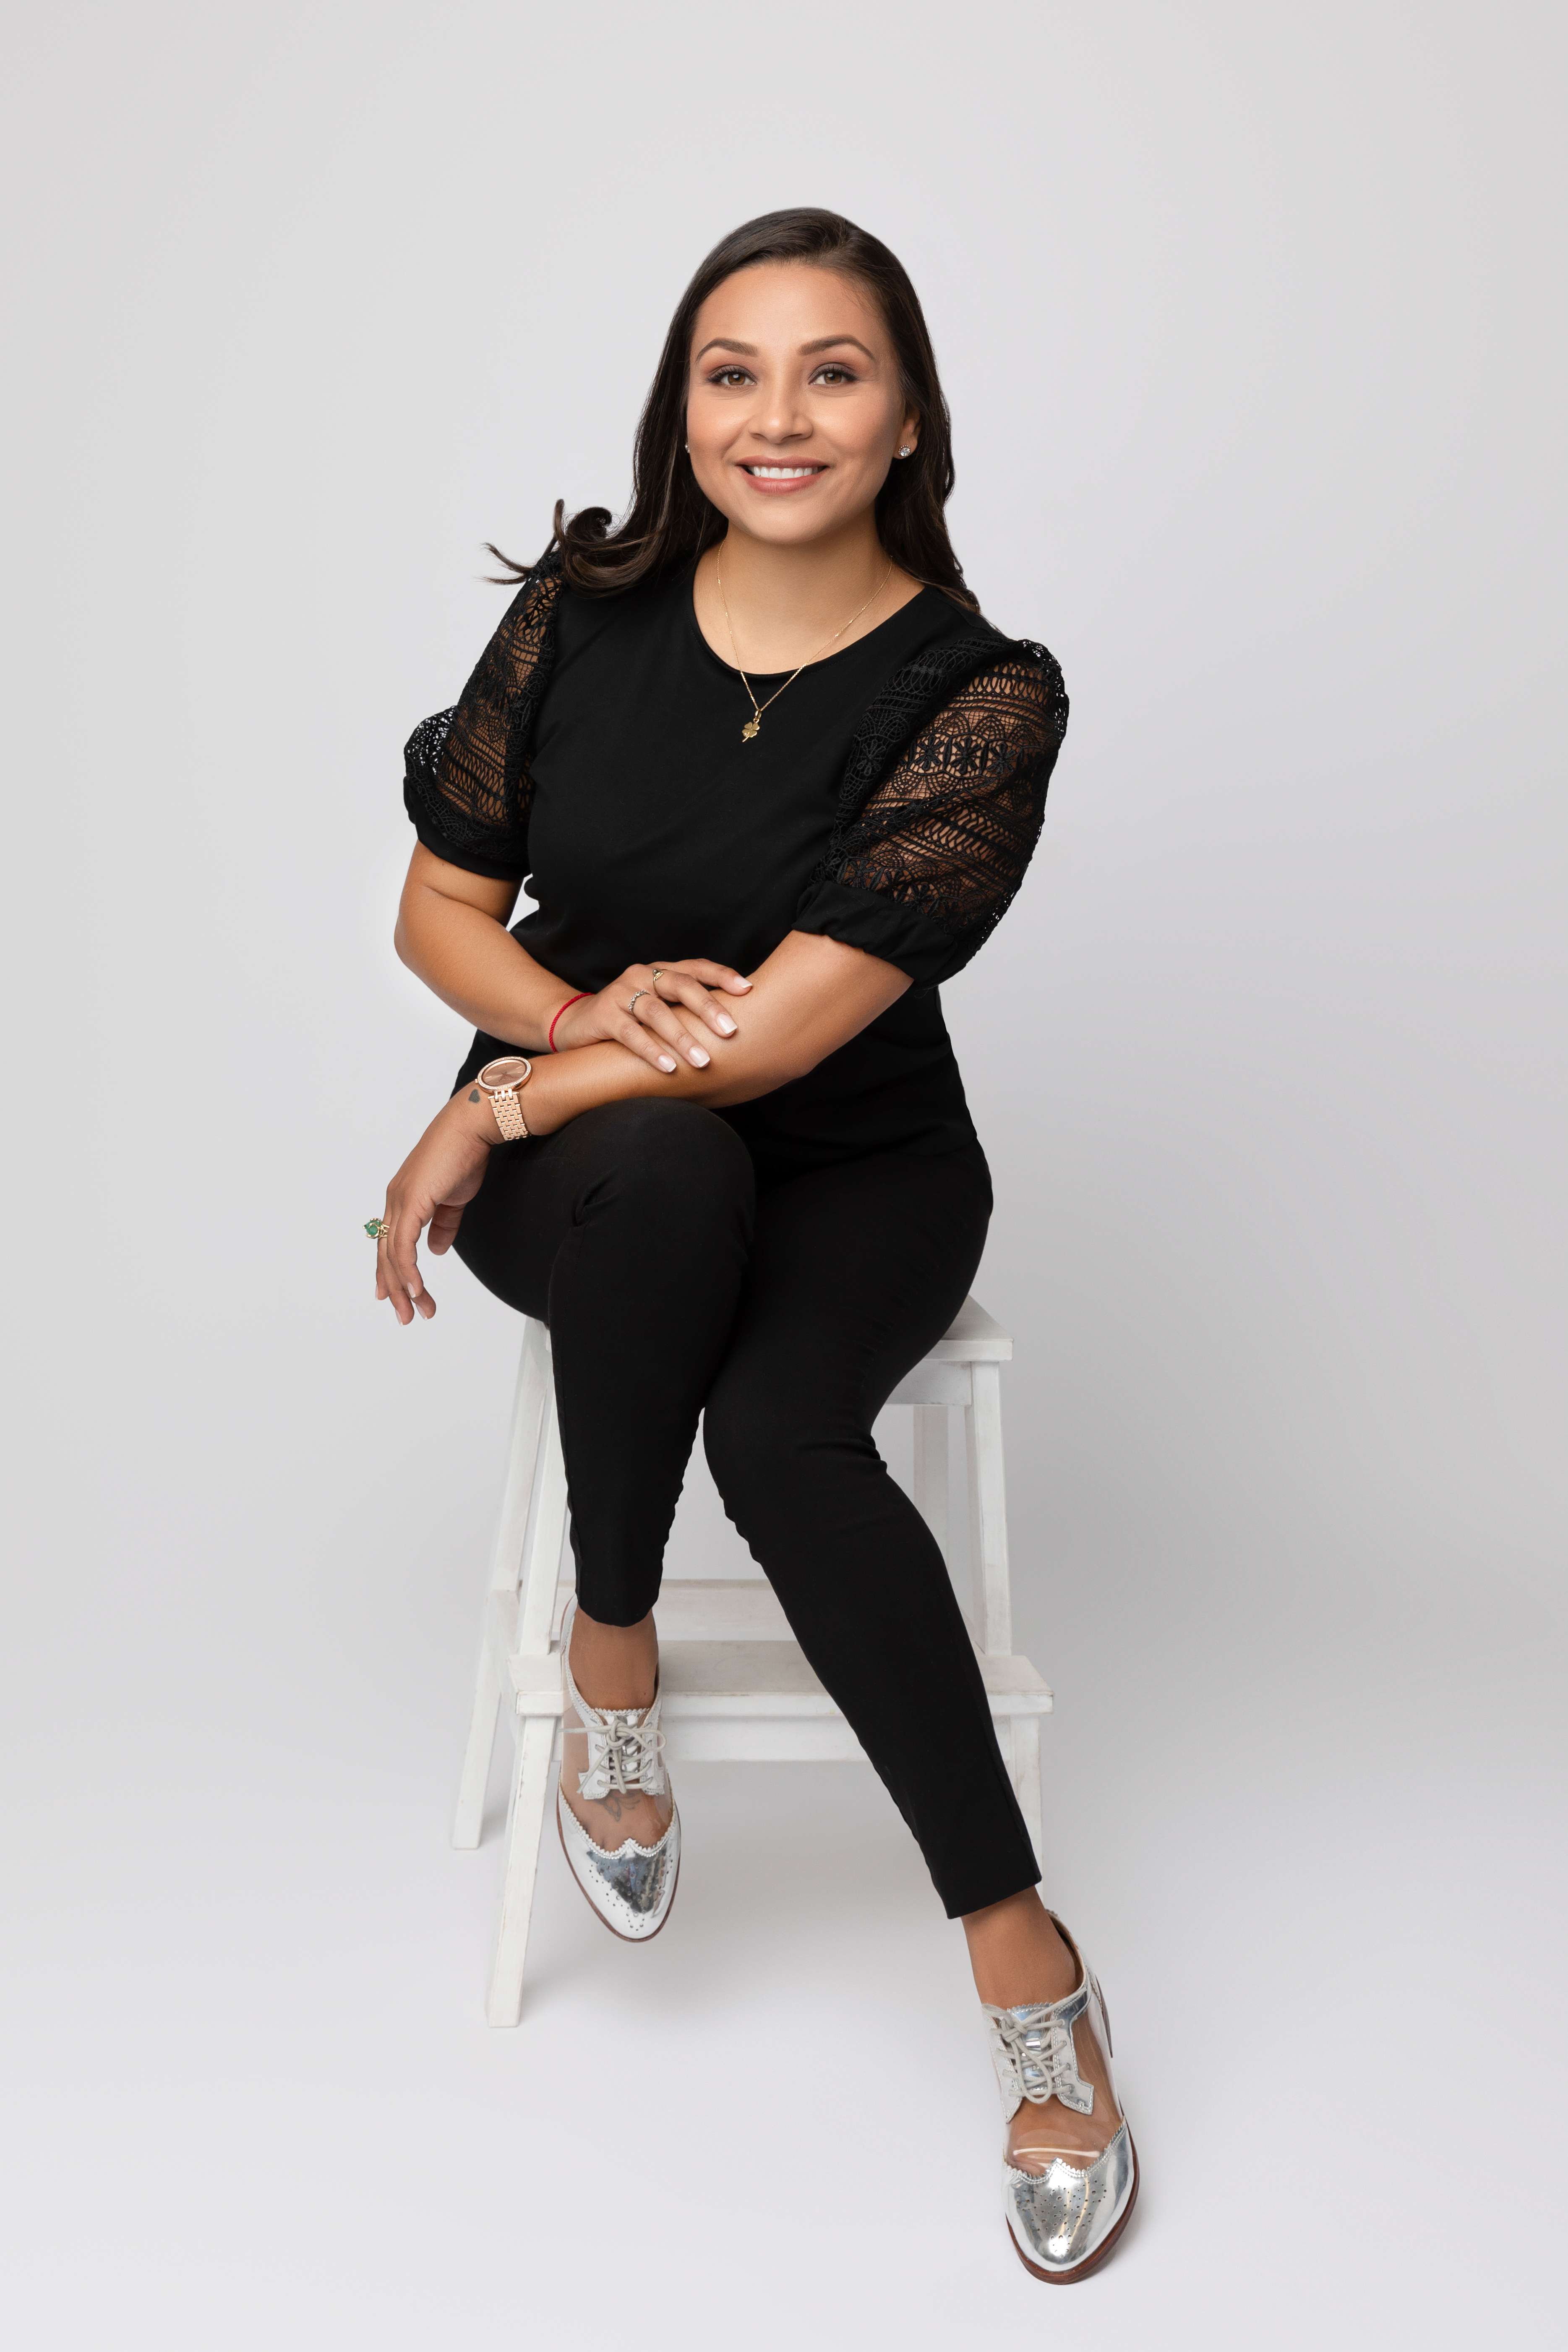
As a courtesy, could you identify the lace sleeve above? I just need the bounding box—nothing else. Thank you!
[797,645,1068,988]
[402,560,563,879]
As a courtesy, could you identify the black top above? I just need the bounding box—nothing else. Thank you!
[404,557,1067,1182]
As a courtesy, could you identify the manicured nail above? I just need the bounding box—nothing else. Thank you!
[690,1047,710,1067]
[735,978,753,989]
[658,1054,677,1072]
[717,1015,736,1034]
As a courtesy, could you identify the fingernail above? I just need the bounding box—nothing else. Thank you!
[717,1015,736,1034]
[658,1055,676,1072]
[735,978,753,989]
[690,1047,710,1067]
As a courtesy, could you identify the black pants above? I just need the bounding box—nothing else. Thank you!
[454,1099,1039,1917]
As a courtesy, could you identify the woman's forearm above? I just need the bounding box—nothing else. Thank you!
[395,864,572,1050]
[514,932,909,1134]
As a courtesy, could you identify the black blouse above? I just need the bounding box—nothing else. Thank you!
[404,557,1067,1181]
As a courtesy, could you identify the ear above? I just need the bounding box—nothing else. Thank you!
[897,407,920,457]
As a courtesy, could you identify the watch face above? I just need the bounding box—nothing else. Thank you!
[479,1056,532,1091]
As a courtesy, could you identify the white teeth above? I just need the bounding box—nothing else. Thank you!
[746,465,819,478]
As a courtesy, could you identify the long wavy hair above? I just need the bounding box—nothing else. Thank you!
[489,208,977,611]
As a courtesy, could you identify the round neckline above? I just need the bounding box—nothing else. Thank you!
[683,574,936,684]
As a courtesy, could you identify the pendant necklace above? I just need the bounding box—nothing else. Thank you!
[716,558,894,744]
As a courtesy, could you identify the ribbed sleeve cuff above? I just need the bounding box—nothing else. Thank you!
[792,877,963,991]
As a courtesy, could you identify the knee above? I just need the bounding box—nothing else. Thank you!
[579,1099,754,1227]
[702,1381,769,1498]
[704,1378,850,1528]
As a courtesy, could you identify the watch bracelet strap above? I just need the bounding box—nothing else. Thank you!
[490,1090,528,1142]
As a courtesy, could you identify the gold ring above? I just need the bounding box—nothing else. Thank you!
[364,1217,391,1240]
[650,967,665,982]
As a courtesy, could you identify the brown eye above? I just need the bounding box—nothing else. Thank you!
[814,365,855,385]
[713,368,749,387]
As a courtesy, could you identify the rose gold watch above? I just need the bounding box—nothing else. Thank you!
[475,1055,533,1141]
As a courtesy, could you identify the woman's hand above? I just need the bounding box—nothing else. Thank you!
[375,1088,496,1324]
[549,960,752,1071]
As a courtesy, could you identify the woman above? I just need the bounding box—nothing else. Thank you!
[374,209,1135,2283]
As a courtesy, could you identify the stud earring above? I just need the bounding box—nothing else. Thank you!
[898,445,913,457]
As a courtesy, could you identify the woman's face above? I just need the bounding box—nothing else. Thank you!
[685,262,918,549]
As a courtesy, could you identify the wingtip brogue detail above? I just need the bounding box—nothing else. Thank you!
[556,1598,680,1942]
[1003,2125,1138,2281]
[982,1913,1138,2283]
[555,1786,681,1941]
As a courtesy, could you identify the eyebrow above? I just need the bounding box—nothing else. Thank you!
[693,334,879,363]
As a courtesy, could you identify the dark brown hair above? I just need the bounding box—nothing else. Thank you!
[489,207,977,610]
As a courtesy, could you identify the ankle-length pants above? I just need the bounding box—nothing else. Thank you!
[454,1097,1039,1918]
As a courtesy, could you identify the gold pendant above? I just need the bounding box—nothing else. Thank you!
[741,718,760,742]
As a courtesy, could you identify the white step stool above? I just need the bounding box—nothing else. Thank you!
[452,1294,1051,2025]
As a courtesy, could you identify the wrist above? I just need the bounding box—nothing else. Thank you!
[513,1055,563,1135]
[546,991,592,1052]
[453,1085,498,1142]
[468,1051,550,1141]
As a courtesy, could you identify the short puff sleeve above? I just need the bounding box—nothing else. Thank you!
[793,645,1067,989]
[402,561,563,882]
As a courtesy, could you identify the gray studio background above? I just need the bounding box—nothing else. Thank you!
[3,3,1562,2346]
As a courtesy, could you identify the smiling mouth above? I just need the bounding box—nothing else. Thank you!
[742,463,826,479]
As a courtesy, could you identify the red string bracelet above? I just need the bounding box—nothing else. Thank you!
[547,992,591,1052]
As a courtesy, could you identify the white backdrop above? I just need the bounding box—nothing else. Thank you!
[3,3,1563,2345]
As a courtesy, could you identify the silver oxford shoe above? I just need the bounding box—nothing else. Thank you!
[982,1913,1138,2283]
[555,1600,680,1943]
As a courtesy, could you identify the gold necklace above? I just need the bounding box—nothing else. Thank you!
[715,558,895,743]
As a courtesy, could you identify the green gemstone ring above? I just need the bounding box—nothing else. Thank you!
[365,1217,391,1241]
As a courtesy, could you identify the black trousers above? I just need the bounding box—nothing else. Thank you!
[454,1099,1039,1918]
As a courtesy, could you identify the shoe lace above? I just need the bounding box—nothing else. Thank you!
[577,1706,668,1801]
[989,2006,1094,2114]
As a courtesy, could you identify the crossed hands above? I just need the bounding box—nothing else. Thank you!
[373,958,752,1324]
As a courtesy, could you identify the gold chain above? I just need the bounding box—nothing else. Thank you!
[716,557,895,744]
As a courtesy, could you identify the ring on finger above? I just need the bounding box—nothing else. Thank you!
[627,987,650,1013]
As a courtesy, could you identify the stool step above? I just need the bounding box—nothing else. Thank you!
[498,1619,1052,1721]
[543,1577,798,1644]
[921,1295,1012,1362]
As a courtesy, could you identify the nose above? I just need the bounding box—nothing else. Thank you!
[749,377,813,444]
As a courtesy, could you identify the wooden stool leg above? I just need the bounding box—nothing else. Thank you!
[517,1395,569,1656]
[912,1402,951,1550]
[1009,1714,1044,1873]
[455,1321,551,1851]
[485,1714,556,2027]
[965,1361,1013,1656]
[451,1639,501,1849]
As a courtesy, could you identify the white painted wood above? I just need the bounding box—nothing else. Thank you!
[966,1360,1012,1656]
[456,1293,1048,2025]
[452,1318,552,1846]
[668,1719,869,1763]
[924,1296,1012,1362]
[486,1319,553,1596]
[911,1402,950,1543]
[547,1576,795,1644]
[450,1638,500,1849]
[1010,1713,1045,1871]
[485,1714,555,2027]
[515,1404,569,1655]
[886,1361,971,1409]
[504,1637,1051,1718]
[912,1401,951,1566]
[652,1579,793,1640]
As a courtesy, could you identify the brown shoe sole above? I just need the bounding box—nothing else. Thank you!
[556,1796,681,1945]
[1007,2138,1140,2284]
